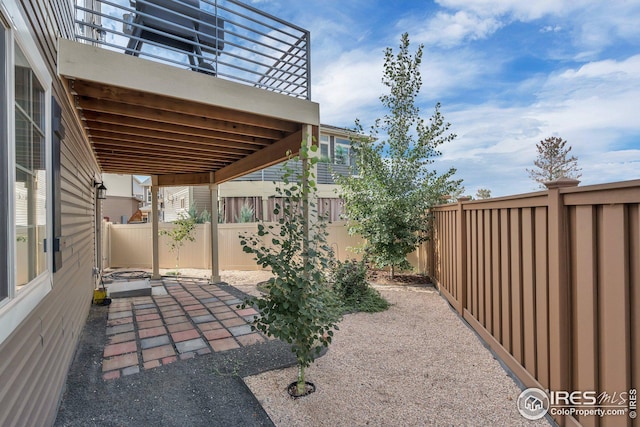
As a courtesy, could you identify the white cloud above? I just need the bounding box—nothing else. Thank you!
[408,11,503,47]
[312,50,385,125]
[432,55,640,195]
[540,25,561,33]
[557,55,640,80]
[416,0,640,57]
[435,0,582,21]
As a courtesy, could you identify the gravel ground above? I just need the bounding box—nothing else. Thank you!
[243,283,553,427]
[95,269,553,426]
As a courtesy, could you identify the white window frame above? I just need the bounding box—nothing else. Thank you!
[319,134,329,160]
[0,1,53,345]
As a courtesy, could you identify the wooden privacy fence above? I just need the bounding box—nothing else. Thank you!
[430,179,639,427]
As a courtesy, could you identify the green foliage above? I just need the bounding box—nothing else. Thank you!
[197,208,211,224]
[187,202,212,223]
[527,136,582,187]
[333,259,389,313]
[187,202,198,221]
[235,202,255,223]
[338,33,462,278]
[239,142,342,395]
[160,214,196,274]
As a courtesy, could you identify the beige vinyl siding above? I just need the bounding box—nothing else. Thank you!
[0,0,100,425]
[191,186,212,216]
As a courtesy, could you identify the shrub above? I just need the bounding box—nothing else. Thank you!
[235,202,254,223]
[333,259,389,313]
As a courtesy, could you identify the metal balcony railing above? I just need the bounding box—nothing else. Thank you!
[74,0,311,100]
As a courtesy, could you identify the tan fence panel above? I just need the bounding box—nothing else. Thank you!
[158,223,210,269]
[326,222,363,262]
[106,221,368,271]
[218,223,262,270]
[109,223,153,268]
[102,221,111,269]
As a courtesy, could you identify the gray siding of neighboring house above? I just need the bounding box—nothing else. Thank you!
[0,0,100,425]
[191,186,212,217]
[161,186,211,222]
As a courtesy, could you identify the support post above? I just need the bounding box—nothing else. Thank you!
[151,176,160,279]
[95,179,102,273]
[456,196,471,316]
[303,125,318,239]
[209,183,220,283]
[262,196,269,222]
[544,178,578,425]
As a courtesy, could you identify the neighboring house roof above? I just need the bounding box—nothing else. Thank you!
[135,175,151,186]
[320,123,352,137]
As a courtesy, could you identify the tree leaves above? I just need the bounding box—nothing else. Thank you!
[338,33,462,278]
[238,141,342,383]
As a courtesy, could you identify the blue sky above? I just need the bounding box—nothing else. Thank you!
[251,0,640,196]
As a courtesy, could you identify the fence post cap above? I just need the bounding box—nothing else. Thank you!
[543,177,580,189]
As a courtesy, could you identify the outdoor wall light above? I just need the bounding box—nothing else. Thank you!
[93,180,107,200]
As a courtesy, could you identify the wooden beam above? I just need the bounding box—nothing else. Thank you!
[99,154,218,174]
[92,138,243,164]
[77,97,289,140]
[89,131,253,157]
[157,172,213,186]
[93,147,226,166]
[85,119,270,150]
[73,79,300,132]
[214,128,303,183]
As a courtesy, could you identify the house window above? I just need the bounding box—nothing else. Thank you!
[334,138,351,166]
[15,42,47,289]
[180,197,185,209]
[319,134,329,162]
[0,7,53,344]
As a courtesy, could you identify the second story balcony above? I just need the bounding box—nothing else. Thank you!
[75,0,311,99]
[59,0,319,186]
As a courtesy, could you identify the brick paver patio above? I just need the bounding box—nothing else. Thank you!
[102,277,263,380]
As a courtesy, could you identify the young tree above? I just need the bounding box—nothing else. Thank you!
[160,214,196,275]
[239,142,341,397]
[476,188,492,199]
[338,33,462,278]
[527,136,581,187]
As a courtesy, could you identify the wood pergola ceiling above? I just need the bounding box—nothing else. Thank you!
[68,79,307,185]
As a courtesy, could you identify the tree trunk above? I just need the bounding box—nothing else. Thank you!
[297,364,306,395]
